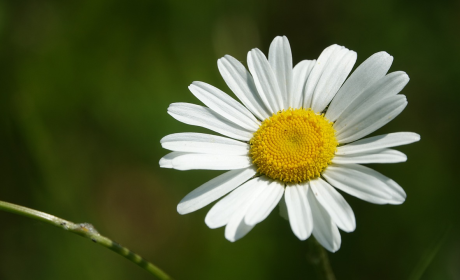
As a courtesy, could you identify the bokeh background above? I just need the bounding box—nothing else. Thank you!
[1,0,459,279]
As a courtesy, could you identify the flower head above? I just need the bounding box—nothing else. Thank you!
[160,36,420,252]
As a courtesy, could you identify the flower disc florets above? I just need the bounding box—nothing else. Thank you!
[250,108,338,183]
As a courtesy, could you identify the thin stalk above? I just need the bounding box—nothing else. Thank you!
[306,237,336,280]
[408,225,451,280]
[0,200,173,280]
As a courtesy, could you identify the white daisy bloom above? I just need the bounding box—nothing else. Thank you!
[160,36,420,252]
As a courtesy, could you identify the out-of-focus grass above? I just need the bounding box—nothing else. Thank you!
[409,226,451,280]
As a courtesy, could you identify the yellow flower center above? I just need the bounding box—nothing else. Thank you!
[249,108,338,183]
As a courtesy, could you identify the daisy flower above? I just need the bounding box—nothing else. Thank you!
[160,36,420,252]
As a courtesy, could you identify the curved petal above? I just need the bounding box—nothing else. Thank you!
[322,164,406,205]
[244,178,284,226]
[218,55,271,120]
[303,44,343,109]
[278,192,289,220]
[336,132,421,155]
[247,48,284,113]
[224,180,265,241]
[178,167,257,215]
[159,151,187,168]
[189,82,260,131]
[291,60,315,109]
[161,133,249,155]
[225,211,255,242]
[308,187,341,253]
[332,149,407,164]
[309,178,356,232]
[285,183,313,240]
[310,48,357,113]
[335,95,408,144]
[325,52,393,122]
[162,152,252,170]
[205,176,260,228]
[269,36,293,108]
[335,71,409,127]
[168,103,254,141]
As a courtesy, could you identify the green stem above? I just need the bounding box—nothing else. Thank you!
[0,200,173,280]
[408,225,451,280]
[306,237,336,280]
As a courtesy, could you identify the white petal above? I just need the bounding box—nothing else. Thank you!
[335,95,408,144]
[247,48,284,113]
[311,47,357,113]
[291,60,315,109]
[278,193,289,220]
[159,152,187,168]
[218,55,271,120]
[244,178,284,226]
[161,133,249,156]
[268,36,293,109]
[322,164,406,205]
[189,82,260,131]
[335,71,409,128]
[165,152,252,170]
[336,132,421,155]
[332,149,407,164]
[178,167,257,215]
[168,103,254,141]
[225,213,255,242]
[353,164,407,205]
[285,183,313,240]
[224,182,264,241]
[303,45,343,109]
[308,187,341,252]
[205,176,260,228]
[309,178,355,232]
[325,52,393,122]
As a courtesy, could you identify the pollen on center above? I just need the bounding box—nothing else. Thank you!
[249,108,338,183]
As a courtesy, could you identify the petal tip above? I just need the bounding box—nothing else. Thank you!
[204,215,219,229]
[295,232,310,241]
[176,203,188,215]
[390,194,406,205]
[243,215,257,227]
[224,232,237,242]
[159,158,173,168]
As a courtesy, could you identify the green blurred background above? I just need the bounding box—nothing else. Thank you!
[1,0,459,279]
